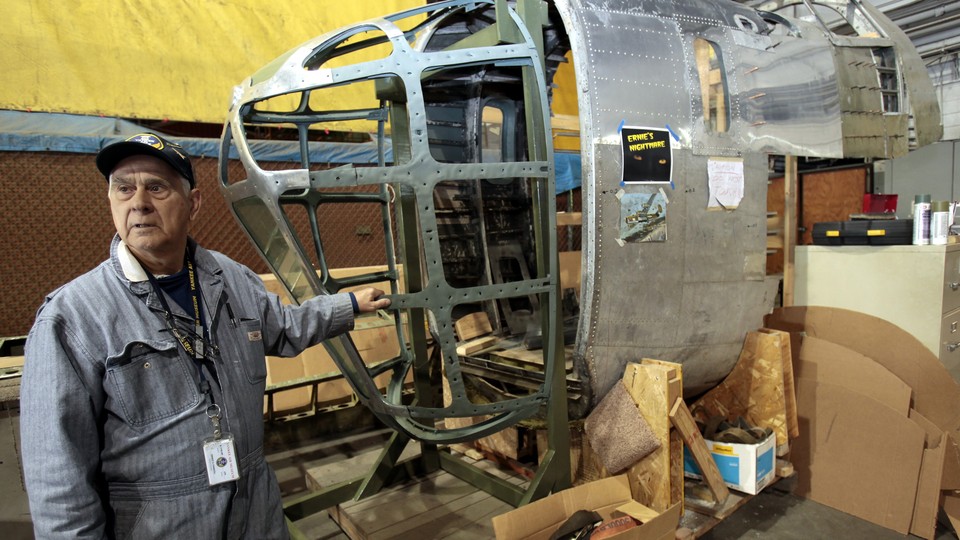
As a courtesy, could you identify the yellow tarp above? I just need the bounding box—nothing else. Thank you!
[2,1,425,124]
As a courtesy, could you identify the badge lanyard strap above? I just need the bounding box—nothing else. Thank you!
[144,252,223,440]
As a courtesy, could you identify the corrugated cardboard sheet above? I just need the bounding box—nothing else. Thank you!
[767,306,960,538]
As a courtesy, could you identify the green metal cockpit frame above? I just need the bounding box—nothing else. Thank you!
[218,0,570,532]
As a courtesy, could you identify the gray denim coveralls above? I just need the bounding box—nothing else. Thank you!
[21,236,354,539]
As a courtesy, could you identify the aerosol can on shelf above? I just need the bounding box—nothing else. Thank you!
[913,194,931,245]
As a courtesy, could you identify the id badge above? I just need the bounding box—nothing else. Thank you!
[203,434,240,485]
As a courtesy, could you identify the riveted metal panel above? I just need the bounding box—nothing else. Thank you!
[556,0,778,398]
[735,23,844,157]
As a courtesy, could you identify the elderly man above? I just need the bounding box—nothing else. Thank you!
[20,132,389,538]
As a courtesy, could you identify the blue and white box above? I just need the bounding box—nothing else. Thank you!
[682,432,776,495]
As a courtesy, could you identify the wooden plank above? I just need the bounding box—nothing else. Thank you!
[556,211,583,227]
[0,356,24,370]
[621,361,674,512]
[491,347,547,366]
[670,398,730,504]
[455,312,493,341]
[783,155,797,306]
[456,335,499,356]
[551,114,580,131]
[490,346,574,373]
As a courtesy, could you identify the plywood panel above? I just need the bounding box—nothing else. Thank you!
[691,331,789,449]
[621,360,682,512]
[800,167,867,245]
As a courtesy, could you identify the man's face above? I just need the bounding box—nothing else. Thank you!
[108,155,200,264]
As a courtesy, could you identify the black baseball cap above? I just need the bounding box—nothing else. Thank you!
[96,132,195,188]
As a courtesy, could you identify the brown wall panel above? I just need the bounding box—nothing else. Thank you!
[767,166,867,275]
[800,167,867,246]
[0,152,386,337]
[1,151,580,337]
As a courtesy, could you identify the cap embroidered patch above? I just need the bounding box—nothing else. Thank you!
[127,133,164,149]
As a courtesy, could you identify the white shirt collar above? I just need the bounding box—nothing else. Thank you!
[117,240,149,282]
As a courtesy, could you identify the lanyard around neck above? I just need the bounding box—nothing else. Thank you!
[143,251,225,432]
[144,252,206,361]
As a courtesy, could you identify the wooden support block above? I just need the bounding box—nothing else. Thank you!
[559,250,582,296]
[454,312,493,341]
[691,331,789,449]
[640,359,684,509]
[670,398,730,505]
[556,211,583,227]
[760,328,799,439]
[0,355,24,370]
[776,458,794,478]
[622,360,683,512]
[456,335,499,356]
[766,212,784,230]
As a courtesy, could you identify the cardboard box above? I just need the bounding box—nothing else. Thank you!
[491,475,680,540]
[683,432,775,495]
[259,268,405,415]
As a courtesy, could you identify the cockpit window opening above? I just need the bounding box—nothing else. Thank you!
[694,38,730,133]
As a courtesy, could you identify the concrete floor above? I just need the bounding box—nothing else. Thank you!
[701,486,958,540]
[3,407,959,539]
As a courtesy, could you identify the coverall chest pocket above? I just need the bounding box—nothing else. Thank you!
[106,341,200,427]
[235,318,267,384]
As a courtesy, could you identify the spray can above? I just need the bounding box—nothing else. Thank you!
[913,194,931,245]
[931,200,950,245]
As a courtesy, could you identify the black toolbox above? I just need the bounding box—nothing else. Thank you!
[812,219,913,246]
